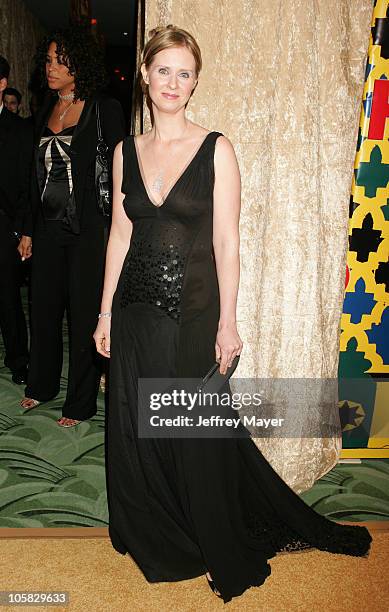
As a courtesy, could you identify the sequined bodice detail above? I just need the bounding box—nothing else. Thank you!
[119,227,189,321]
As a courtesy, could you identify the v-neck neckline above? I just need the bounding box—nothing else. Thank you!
[45,124,77,136]
[132,132,214,208]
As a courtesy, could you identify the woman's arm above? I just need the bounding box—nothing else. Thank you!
[213,135,243,374]
[93,141,132,357]
[17,120,35,259]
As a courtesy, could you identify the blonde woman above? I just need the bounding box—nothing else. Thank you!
[94,25,371,603]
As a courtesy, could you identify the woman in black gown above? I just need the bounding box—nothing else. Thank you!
[94,25,372,603]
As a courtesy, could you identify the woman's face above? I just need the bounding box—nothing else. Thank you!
[143,45,197,112]
[45,41,75,92]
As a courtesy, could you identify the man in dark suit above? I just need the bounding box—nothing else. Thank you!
[0,55,33,384]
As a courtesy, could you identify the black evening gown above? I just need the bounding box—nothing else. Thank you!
[106,133,372,603]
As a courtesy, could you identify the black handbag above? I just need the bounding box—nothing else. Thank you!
[197,355,240,394]
[95,102,112,217]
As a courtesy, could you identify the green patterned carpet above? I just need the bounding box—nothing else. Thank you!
[0,294,388,527]
[0,301,108,528]
[0,370,107,528]
[299,459,389,522]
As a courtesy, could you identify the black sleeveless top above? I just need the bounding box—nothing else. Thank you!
[38,125,75,220]
[117,132,223,326]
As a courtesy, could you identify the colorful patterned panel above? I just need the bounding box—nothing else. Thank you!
[339,0,389,453]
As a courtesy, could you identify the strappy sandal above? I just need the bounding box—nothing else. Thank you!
[57,417,83,428]
[20,397,41,410]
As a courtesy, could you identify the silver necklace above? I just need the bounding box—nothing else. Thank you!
[58,91,75,101]
[58,92,75,121]
[58,102,74,121]
[150,124,189,197]
[151,171,164,195]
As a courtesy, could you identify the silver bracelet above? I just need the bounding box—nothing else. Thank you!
[98,312,112,319]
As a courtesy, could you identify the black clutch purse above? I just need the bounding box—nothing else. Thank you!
[197,355,240,394]
[95,102,111,217]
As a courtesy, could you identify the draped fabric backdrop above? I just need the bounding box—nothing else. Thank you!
[0,0,44,117]
[139,0,372,492]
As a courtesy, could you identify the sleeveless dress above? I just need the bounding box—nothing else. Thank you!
[106,132,372,603]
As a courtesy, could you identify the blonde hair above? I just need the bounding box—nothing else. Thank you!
[141,24,202,77]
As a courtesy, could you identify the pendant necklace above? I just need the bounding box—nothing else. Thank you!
[58,91,75,121]
[151,172,164,195]
[150,123,189,201]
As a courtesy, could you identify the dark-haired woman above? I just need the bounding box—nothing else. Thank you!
[21,25,126,426]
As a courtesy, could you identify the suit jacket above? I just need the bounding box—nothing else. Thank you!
[26,91,126,236]
[0,106,34,235]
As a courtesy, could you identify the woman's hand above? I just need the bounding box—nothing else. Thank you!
[215,323,243,374]
[93,317,111,358]
[18,236,32,260]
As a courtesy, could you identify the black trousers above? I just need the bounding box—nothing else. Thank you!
[25,219,107,419]
[0,213,29,371]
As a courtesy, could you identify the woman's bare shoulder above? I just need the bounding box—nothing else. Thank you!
[213,135,240,182]
[214,134,236,158]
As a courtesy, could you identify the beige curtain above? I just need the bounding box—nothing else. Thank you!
[142,0,372,492]
[0,0,44,117]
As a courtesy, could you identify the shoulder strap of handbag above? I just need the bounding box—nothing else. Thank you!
[96,101,103,141]
[96,101,109,155]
